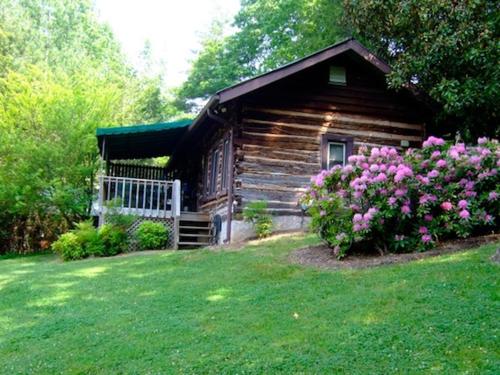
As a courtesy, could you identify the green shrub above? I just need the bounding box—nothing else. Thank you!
[73,220,105,256]
[104,199,136,229]
[136,221,168,250]
[98,224,128,256]
[51,232,86,261]
[243,201,273,239]
[255,215,273,239]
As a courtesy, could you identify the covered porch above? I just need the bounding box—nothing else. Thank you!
[95,120,214,248]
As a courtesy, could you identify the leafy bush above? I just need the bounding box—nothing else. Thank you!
[243,201,273,239]
[135,221,169,250]
[98,224,128,256]
[302,136,499,259]
[72,220,105,256]
[104,199,137,229]
[51,232,86,261]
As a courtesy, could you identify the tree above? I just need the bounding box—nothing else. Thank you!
[0,0,186,252]
[343,0,499,139]
[177,0,345,108]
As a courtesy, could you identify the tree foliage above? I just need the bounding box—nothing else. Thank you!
[0,0,184,252]
[177,0,345,107]
[343,0,500,139]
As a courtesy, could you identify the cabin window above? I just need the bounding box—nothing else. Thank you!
[327,142,346,168]
[329,65,346,86]
[209,149,219,194]
[221,139,230,189]
[321,134,353,170]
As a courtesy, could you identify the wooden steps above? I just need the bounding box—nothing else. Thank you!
[178,212,214,248]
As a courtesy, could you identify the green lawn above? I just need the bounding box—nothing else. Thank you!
[1,235,498,374]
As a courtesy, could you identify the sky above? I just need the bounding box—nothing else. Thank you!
[94,0,240,88]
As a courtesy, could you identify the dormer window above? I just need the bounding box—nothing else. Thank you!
[329,65,346,85]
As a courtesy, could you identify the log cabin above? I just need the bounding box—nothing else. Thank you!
[95,38,433,248]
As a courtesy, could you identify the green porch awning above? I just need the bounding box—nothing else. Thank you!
[96,119,192,160]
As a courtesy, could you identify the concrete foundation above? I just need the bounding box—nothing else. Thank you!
[230,215,311,243]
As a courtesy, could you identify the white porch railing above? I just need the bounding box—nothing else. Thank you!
[97,176,181,221]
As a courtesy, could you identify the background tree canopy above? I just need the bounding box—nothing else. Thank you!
[342,0,499,140]
[176,0,346,107]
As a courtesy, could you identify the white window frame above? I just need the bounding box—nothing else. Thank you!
[329,65,347,86]
[327,141,346,168]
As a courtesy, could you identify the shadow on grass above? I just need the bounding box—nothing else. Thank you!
[0,238,498,373]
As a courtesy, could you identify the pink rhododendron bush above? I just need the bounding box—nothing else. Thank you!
[301,137,499,259]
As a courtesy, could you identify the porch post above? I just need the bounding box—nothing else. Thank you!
[98,176,104,226]
[172,179,181,250]
[98,137,106,227]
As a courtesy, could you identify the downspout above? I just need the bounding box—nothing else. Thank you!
[207,107,234,244]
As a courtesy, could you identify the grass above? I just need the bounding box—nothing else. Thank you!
[0,234,498,374]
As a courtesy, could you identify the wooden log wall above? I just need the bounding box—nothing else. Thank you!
[233,83,426,216]
[195,123,231,214]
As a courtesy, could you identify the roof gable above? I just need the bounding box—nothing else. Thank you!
[216,38,391,104]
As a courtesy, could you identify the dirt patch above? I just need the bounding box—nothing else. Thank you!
[290,233,500,270]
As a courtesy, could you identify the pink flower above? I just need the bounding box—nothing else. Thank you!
[469,156,481,165]
[419,194,437,205]
[478,137,488,145]
[370,148,380,158]
[431,151,441,159]
[395,188,407,197]
[458,200,468,209]
[423,136,445,148]
[459,209,470,220]
[388,197,397,206]
[343,164,354,173]
[441,201,453,211]
[394,172,405,183]
[416,175,430,185]
[320,210,326,217]
[374,172,387,183]
[421,234,432,243]
[401,205,411,214]
[388,148,398,157]
[436,159,447,168]
[448,150,460,159]
[424,214,433,222]
[387,165,397,175]
[427,169,439,178]
[312,170,328,187]
[419,226,428,234]
[347,155,358,164]
[353,214,363,223]
[488,191,498,201]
